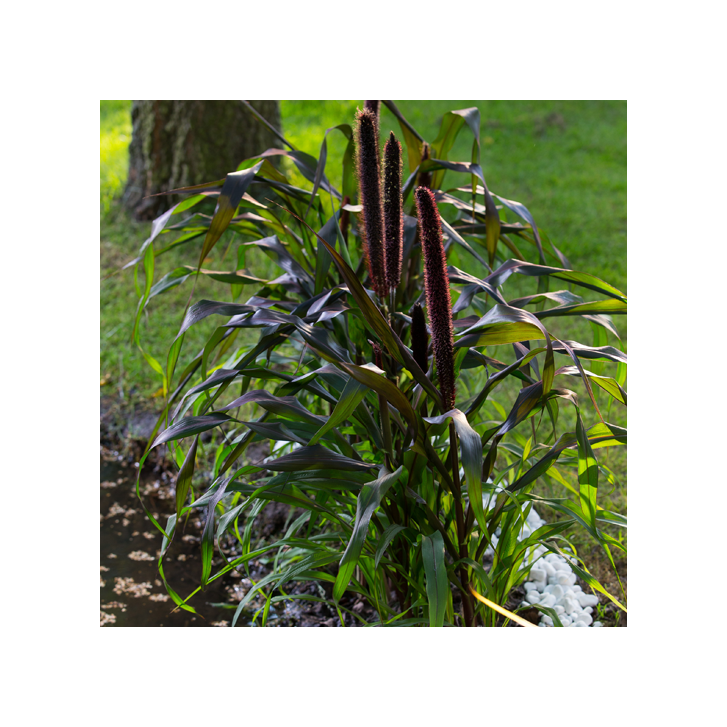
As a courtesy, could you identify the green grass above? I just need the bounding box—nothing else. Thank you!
[101,209,274,400]
[100,100,132,213]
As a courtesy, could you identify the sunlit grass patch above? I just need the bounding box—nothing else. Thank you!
[100,100,132,213]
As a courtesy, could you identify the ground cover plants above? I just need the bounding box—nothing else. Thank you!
[120,100,627,626]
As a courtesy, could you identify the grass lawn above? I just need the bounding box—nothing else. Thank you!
[100,99,626,529]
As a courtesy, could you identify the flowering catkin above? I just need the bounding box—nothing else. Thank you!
[383,131,403,291]
[410,303,429,373]
[415,186,455,410]
[355,108,386,298]
[364,100,380,121]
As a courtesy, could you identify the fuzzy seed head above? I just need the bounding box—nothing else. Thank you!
[355,108,386,298]
[410,303,429,374]
[415,186,455,409]
[364,100,380,120]
[383,131,403,291]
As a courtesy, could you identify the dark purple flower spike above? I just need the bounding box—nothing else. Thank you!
[355,108,386,298]
[415,186,455,410]
[383,131,403,292]
[364,100,380,121]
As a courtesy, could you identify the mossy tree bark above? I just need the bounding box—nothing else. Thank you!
[122,100,281,220]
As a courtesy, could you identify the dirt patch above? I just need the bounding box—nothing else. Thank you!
[100,398,377,627]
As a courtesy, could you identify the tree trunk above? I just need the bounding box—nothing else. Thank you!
[122,100,281,220]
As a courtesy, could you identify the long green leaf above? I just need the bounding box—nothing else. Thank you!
[175,436,199,520]
[423,409,485,533]
[557,366,627,405]
[151,413,232,448]
[333,466,403,602]
[422,532,448,627]
[220,389,325,426]
[333,361,419,434]
[576,412,599,528]
[487,259,626,302]
[263,444,376,472]
[309,377,368,445]
[535,299,627,319]
[374,525,407,570]
[198,162,263,266]
[457,304,554,394]
[200,476,232,587]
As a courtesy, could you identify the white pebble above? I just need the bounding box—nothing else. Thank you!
[542,615,553,626]
[560,615,572,626]
[577,593,599,608]
[584,607,593,615]
[539,593,556,608]
[554,605,565,615]
[544,553,561,563]
[593,622,603,627]
[563,597,576,615]
[525,591,541,604]
[575,612,593,626]
[530,568,547,583]
[523,582,538,592]
[542,562,556,577]
[549,585,564,600]
[553,560,571,572]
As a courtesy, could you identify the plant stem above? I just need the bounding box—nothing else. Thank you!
[450,422,475,627]
[474,492,507,563]
[378,393,393,469]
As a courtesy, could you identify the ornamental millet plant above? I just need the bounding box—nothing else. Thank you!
[415,184,475,625]
[128,100,627,628]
